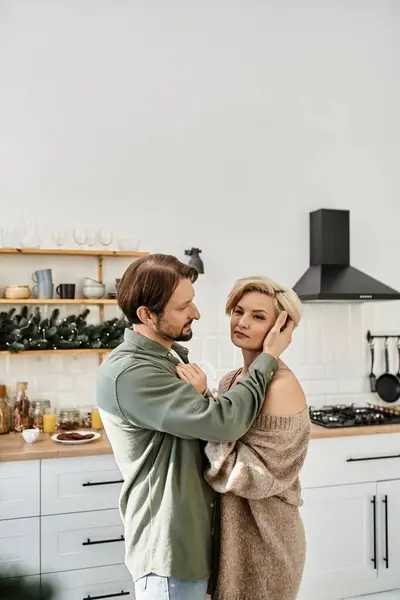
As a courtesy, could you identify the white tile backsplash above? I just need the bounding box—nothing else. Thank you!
[1,292,400,410]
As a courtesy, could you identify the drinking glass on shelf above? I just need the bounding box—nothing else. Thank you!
[98,230,113,248]
[52,230,67,248]
[73,228,88,249]
[87,230,97,249]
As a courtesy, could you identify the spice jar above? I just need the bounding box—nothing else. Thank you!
[0,385,10,434]
[31,400,51,432]
[58,408,81,431]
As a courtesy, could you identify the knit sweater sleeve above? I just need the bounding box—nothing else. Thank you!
[204,409,311,500]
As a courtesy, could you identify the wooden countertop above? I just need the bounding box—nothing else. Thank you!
[2,423,400,462]
[311,422,400,439]
[0,431,113,462]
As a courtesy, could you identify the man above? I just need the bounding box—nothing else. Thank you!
[96,254,293,600]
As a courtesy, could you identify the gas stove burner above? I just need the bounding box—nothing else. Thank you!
[309,404,400,429]
[322,414,344,424]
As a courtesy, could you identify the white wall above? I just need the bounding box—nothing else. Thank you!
[1,0,400,409]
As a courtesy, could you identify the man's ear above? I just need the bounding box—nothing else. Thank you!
[136,306,153,327]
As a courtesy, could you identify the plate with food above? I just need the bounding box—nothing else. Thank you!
[51,431,101,445]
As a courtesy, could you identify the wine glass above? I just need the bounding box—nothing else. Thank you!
[52,230,67,248]
[98,230,113,248]
[73,228,88,249]
[87,230,97,249]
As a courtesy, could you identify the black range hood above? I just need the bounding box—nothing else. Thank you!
[293,209,400,302]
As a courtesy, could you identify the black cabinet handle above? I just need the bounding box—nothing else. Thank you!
[383,495,389,569]
[346,454,400,463]
[371,495,377,569]
[82,480,123,487]
[82,591,130,599]
[82,535,124,546]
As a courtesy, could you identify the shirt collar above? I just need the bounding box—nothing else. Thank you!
[124,328,189,361]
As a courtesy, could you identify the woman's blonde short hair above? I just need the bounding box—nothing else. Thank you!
[226,276,302,327]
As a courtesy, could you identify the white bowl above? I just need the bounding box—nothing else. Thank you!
[83,277,104,288]
[116,237,140,251]
[22,429,40,444]
[83,286,105,299]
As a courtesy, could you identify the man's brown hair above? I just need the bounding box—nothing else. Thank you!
[117,254,199,324]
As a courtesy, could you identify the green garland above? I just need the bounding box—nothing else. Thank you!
[0,306,130,353]
[1,570,54,599]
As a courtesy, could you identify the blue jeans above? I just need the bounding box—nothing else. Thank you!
[134,574,208,600]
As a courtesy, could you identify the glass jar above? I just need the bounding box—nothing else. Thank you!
[58,408,81,431]
[80,406,92,429]
[0,385,10,434]
[91,406,103,430]
[14,382,30,432]
[31,400,51,432]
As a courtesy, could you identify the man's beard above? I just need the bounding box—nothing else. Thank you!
[154,316,193,343]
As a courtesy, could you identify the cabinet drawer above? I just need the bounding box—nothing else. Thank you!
[41,509,125,573]
[0,460,40,520]
[0,517,40,577]
[41,454,123,515]
[302,433,400,489]
[42,564,134,600]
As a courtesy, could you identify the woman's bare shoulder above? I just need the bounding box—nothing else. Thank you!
[261,367,307,416]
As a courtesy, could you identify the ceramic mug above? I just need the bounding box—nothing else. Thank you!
[56,283,76,299]
[33,281,54,299]
[32,269,53,284]
[22,429,40,444]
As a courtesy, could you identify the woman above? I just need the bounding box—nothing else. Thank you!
[179,276,310,600]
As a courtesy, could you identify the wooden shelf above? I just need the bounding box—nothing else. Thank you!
[0,348,112,356]
[0,248,131,363]
[0,248,147,257]
[0,299,117,305]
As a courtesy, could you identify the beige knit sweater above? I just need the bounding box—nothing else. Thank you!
[205,369,311,600]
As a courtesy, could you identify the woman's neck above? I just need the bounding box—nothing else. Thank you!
[241,349,286,376]
[241,349,261,376]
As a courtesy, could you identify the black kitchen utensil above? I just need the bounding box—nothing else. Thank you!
[395,337,400,382]
[369,341,376,392]
[375,338,400,403]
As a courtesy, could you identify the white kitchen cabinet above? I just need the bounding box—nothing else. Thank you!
[0,460,40,520]
[298,483,378,600]
[0,517,40,578]
[41,454,123,516]
[301,435,400,489]
[42,564,135,600]
[375,480,400,591]
[0,454,127,592]
[298,432,400,600]
[41,508,125,573]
